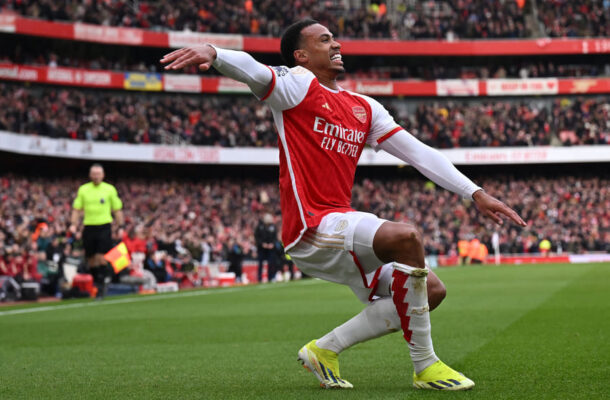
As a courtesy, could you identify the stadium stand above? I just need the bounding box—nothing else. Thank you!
[537,0,610,38]
[2,0,608,39]
[1,173,608,296]
[0,0,529,39]
[1,83,607,147]
[0,2,608,301]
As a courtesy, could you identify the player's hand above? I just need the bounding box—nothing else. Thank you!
[160,45,217,71]
[472,189,526,227]
[69,224,77,234]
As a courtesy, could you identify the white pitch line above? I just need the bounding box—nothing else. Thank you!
[0,279,322,317]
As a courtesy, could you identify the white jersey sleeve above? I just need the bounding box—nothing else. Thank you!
[352,94,401,150]
[262,66,316,111]
[211,47,274,99]
[379,130,482,198]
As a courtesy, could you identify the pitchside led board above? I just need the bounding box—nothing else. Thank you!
[123,72,162,91]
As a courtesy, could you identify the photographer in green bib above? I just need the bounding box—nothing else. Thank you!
[70,164,124,298]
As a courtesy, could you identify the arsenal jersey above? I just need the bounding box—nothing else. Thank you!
[261,65,401,249]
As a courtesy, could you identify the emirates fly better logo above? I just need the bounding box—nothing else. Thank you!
[313,116,366,158]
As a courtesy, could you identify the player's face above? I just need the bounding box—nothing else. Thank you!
[299,24,344,75]
[90,167,104,184]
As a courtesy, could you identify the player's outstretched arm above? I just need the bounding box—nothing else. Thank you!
[378,130,526,227]
[160,45,273,99]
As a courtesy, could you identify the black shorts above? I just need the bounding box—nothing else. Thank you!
[83,224,113,258]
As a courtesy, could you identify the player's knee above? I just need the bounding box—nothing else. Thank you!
[374,222,425,267]
[393,223,424,254]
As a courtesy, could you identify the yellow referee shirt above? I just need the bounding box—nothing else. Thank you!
[72,182,123,226]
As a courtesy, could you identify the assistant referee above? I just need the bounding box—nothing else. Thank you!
[70,164,124,297]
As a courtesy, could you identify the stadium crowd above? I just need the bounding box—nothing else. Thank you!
[402,98,610,147]
[0,83,277,146]
[537,0,610,37]
[351,60,610,80]
[2,0,606,39]
[0,0,527,39]
[1,83,608,147]
[1,173,608,297]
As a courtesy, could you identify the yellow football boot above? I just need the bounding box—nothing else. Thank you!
[297,340,353,389]
[413,360,475,390]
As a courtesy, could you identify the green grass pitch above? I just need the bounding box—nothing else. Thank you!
[0,262,608,399]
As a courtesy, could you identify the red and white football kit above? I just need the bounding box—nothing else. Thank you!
[211,48,480,293]
[261,65,399,251]
[257,65,402,293]
[210,48,480,385]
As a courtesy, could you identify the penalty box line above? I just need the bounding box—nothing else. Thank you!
[0,279,322,317]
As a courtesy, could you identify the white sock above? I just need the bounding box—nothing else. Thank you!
[316,297,400,354]
[391,264,439,374]
[316,263,438,374]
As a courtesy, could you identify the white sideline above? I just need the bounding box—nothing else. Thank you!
[0,279,322,317]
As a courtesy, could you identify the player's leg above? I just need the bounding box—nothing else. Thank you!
[292,213,469,389]
[373,221,474,390]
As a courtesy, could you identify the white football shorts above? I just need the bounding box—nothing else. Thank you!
[287,211,394,304]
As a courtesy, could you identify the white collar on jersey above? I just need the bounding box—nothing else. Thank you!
[319,82,343,93]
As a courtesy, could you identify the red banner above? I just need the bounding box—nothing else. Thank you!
[0,63,122,88]
[73,23,144,45]
[486,78,559,96]
[3,14,610,56]
[1,62,610,97]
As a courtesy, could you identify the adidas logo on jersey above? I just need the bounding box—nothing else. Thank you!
[322,103,332,111]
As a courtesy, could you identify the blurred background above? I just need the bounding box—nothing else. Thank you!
[0,0,608,302]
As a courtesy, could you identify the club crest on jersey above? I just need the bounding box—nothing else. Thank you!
[352,106,367,123]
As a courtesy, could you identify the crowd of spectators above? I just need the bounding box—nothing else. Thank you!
[0,175,280,296]
[352,175,609,256]
[1,83,608,147]
[398,98,610,147]
[537,0,610,38]
[350,60,610,80]
[0,0,528,39]
[1,173,608,297]
[7,0,606,40]
[395,0,528,39]
[2,0,610,39]
[0,83,277,146]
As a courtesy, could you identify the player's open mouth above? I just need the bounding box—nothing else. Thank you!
[330,53,343,65]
